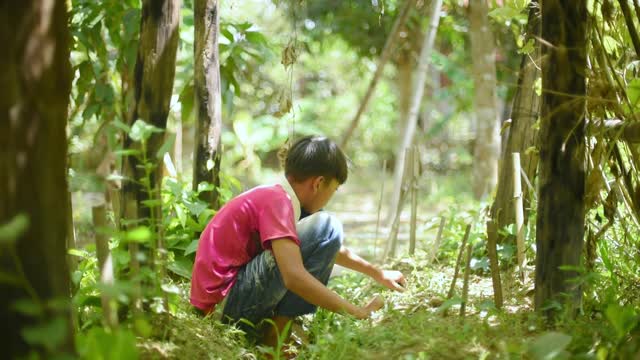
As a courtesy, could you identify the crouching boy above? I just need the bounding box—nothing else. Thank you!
[190,135,406,346]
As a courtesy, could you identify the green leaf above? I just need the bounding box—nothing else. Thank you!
[184,199,208,217]
[626,78,640,110]
[68,248,88,258]
[0,213,29,244]
[0,271,22,287]
[21,317,68,351]
[435,297,462,314]
[82,103,100,120]
[129,119,163,142]
[602,35,619,55]
[605,304,638,338]
[184,239,199,256]
[527,332,572,360]
[76,327,139,360]
[12,299,44,317]
[125,226,152,243]
[168,258,193,279]
[179,82,194,123]
[156,133,176,159]
[161,283,181,295]
[175,204,187,228]
[134,318,152,338]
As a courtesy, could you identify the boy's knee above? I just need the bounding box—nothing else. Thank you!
[301,211,344,250]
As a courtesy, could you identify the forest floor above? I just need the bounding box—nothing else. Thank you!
[137,170,614,359]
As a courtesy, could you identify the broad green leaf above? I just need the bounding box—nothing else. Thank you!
[175,204,187,228]
[0,214,29,244]
[161,283,181,295]
[168,258,193,279]
[527,332,572,360]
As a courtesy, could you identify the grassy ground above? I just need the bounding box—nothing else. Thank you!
[137,169,620,359]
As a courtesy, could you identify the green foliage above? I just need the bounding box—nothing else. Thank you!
[76,327,139,360]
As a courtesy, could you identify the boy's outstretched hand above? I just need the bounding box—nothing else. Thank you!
[376,270,407,292]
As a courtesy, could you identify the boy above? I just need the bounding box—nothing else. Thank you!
[190,136,406,346]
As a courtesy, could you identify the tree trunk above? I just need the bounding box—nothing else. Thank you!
[388,56,413,224]
[388,0,443,225]
[534,0,587,317]
[193,0,222,208]
[121,0,180,307]
[0,0,74,356]
[469,0,500,200]
[487,1,541,247]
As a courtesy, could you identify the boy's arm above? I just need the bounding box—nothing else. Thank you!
[335,246,406,292]
[270,238,382,318]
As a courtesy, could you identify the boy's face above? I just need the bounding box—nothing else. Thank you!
[305,177,340,214]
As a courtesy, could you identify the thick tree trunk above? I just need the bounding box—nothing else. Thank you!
[193,0,222,208]
[534,0,587,317]
[487,1,541,247]
[469,0,500,200]
[0,0,74,356]
[121,0,180,307]
[122,0,181,220]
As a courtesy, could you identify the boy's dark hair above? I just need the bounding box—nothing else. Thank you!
[280,136,349,184]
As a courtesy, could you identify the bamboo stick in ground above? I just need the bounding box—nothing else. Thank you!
[428,216,446,263]
[486,227,503,309]
[93,203,118,328]
[385,148,412,259]
[409,146,419,256]
[447,224,471,299]
[460,242,473,318]
[374,159,387,260]
[512,152,526,282]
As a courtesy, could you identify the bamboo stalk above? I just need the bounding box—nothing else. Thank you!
[512,152,526,282]
[93,204,118,328]
[409,146,419,256]
[374,159,387,260]
[447,224,471,299]
[486,223,503,309]
[618,0,640,58]
[460,242,473,318]
[428,216,446,264]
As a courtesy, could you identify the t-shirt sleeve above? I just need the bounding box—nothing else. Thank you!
[258,191,300,249]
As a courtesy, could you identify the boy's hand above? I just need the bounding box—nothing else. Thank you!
[353,295,385,319]
[376,270,407,292]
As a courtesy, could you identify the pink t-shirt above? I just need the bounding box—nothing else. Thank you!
[190,184,301,313]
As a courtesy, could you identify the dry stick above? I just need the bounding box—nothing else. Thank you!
[409,146,420,256]
[512,152,526,282]
[460,242,473,318]
[374,159,387,260]
[384,149,412,259]
[447,224,471,299]
[93,204,118,329]
[340,0,416,148]
[428,216,446,264]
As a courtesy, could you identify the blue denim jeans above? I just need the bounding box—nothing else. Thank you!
[221,211,343,337]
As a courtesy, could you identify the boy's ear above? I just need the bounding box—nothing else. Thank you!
[312,176,325,193]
